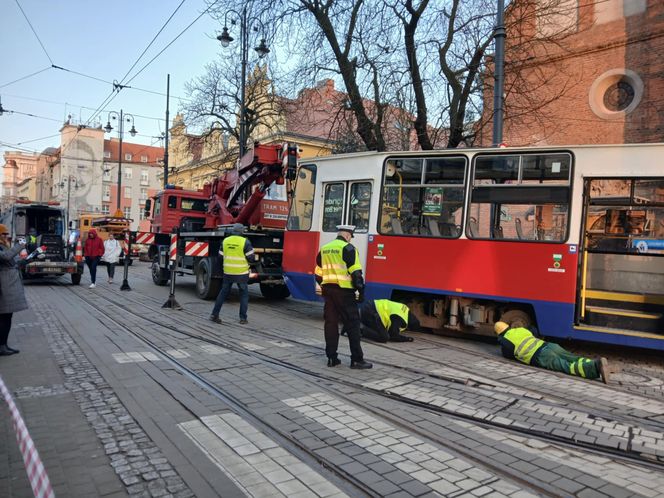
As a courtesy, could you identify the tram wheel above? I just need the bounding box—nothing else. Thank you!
[499,309,533,329]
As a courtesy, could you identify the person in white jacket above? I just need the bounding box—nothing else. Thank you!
[102,234,122,284]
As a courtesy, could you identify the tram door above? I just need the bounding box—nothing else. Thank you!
[577,178,664,335]
[319,181,373,270]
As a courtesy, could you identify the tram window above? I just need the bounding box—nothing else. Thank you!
[167,196,177,209]
[424,157,465,184]
[348,182,371,233]
[380,186,464,237]
[521,154,571,184]
[474,155,519,184]
[154,197,161,216]
[634,179,664,204]
[386,158,423,184]
[466,203,568,241]
[287,164,316,231]
[322,183,345,232]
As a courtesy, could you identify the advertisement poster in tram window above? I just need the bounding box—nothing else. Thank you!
[423,187,442,216]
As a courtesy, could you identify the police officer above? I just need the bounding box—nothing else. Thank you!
[315,225,372,369]
[494,321,610,383]
[210,224,256,325]
[359,299,419,343]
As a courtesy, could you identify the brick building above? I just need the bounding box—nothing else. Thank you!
[481,0,663,146]
[102,139,164,231]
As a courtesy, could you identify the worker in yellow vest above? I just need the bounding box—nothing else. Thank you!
[315,225,372,369]
[495,321,610,384]
[358,299,419,343]
[210,224,256,325]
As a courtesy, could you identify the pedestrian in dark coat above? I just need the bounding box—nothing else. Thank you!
[84,228,104,288]
[0,224,28,355]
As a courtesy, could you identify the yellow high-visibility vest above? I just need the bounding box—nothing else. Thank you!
[315,238,362,289]
[375,300,409,332]
[222,235,250,275]
[503,327,545,364]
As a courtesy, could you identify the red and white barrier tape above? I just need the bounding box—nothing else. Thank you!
[0,374,55,498]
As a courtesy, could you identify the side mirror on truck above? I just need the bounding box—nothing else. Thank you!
[144,199,152,219]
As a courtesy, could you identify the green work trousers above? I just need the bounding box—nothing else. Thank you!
[533,343,599,379]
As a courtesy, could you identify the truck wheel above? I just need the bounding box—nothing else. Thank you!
[151,257,170,286]
[71,273,82,285]
[196,258,221,300]
[260,283,291,300]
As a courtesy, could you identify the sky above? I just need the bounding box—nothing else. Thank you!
[0,0,230,166]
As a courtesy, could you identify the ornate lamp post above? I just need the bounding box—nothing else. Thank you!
[217,6,270,157]
[104,110,137,217]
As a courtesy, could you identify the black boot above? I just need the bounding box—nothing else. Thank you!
[209,315,222,324]
[350,360,373,369]
[327,358,341,367]
[0,345,16,356]
[5,346,19,354]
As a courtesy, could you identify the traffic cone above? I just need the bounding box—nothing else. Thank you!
[74,239,83,262]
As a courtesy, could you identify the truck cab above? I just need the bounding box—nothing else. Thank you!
[0,200,82,284]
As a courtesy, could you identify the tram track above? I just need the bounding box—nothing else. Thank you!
[62,280,664,477]
[57,284,560,498]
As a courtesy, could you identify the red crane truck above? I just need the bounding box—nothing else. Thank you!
[145,143,298,300]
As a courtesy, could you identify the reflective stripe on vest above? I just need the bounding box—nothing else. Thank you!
[317,239,362,289]
[375,299,409,332]
[223,235,250,275]
[504,327,545,365]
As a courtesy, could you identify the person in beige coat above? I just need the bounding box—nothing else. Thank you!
[0,224,28,355]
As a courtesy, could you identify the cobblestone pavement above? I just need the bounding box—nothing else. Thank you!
[2,264,663,498]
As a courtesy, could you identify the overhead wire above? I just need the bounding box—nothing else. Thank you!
[0,66,51,89]
[14,0,53,65]
[124,0,221,86]
[117,0,187,85]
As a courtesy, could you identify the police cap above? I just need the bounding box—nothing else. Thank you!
[336,225,356,236]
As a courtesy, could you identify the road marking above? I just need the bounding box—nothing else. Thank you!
[179,413,348,497]
[112,352,160,363]
[199,345,230,355]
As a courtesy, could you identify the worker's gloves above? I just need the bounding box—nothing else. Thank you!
[356,290,364,303]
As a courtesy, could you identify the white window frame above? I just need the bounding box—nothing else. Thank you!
[125,153,132,161]
[124,186,132,198]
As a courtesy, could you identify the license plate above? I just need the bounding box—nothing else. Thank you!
[42,267,62,273]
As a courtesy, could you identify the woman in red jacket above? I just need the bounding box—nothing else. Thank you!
[84,229,105,288]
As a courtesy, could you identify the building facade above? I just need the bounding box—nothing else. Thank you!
[2,123,164,231]
[481,0,663,146]
[102,139,164,231]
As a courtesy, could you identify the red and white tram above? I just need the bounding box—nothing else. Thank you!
[283,144,664,350]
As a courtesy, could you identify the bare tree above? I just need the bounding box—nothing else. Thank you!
[197,0,583,152]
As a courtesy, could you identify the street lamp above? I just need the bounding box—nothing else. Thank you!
[217,6,270,157]
[104,110,137,217]
[59,176,81,240]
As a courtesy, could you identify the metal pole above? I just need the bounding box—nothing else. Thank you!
[162,228,182,309]
[116,109,124,215]
[492,0,506,146]
[163,74,170,188]
[239,5,247,158]
[120,230,131,291]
